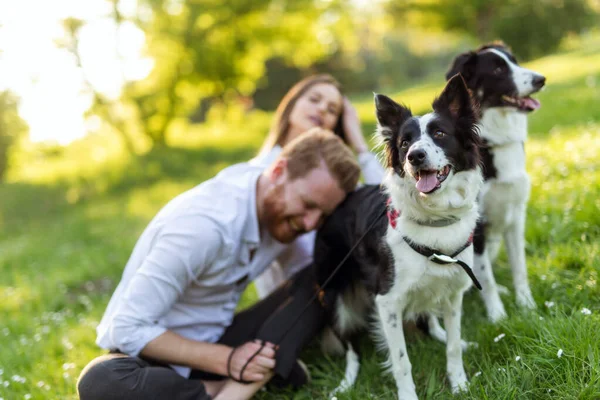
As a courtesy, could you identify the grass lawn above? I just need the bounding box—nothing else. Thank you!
[1,37,599,399]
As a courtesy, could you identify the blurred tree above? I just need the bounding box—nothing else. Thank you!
[0,91,28,181]
[59,16,137,154]
[61,0,360,148]
[386,0,598,60]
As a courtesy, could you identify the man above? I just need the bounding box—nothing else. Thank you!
[77,128,361,400]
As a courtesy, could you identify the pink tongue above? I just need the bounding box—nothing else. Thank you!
[521,97,541,110]
[416,171,439,193]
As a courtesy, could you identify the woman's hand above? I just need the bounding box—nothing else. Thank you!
[227,340,277,382]
[342,97,369,154]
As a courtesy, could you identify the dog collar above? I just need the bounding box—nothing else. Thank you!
[386,198,460,229]
[402,235,482,291]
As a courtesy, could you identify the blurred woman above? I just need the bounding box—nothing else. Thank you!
[252,74,384,298]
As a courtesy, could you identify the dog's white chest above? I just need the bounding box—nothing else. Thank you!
[385,230,472,317]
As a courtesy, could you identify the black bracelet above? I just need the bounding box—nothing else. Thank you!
[227,342,266,384]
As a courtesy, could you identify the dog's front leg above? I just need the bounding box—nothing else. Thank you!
[443,293,468,393]
[375,293,417,400]
[504,206,536,309]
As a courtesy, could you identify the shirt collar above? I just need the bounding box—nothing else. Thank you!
[243,168,262,247]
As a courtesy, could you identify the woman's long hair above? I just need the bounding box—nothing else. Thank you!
[258,74,346,156]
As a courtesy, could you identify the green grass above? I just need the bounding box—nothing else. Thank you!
[1,37,600,399]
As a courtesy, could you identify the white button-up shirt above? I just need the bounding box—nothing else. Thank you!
[96,163,287,377]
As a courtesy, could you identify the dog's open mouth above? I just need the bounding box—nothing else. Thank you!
[414,165,451,194]
[501,95,541,112]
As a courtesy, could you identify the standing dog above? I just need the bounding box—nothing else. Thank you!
[447,42,545,321]
[314,74,482,399]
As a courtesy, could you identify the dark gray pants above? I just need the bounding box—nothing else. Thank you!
[77,267,325,400]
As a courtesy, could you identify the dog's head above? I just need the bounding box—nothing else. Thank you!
[446,42,545,113]
[375,74,481,198]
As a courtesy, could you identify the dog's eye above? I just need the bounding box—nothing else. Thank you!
[400,140,409,149]
[434,130,446,139]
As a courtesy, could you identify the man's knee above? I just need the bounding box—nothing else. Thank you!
[77,354,129,400]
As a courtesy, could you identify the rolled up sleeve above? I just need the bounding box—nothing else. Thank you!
[106,215,224,356]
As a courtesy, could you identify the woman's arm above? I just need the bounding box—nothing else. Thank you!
[342,97,385,184]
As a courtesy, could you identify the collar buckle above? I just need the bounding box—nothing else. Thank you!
[428,253,458,264]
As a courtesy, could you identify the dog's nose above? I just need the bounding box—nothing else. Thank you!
[532,75,546,89]
[408,149,426,166]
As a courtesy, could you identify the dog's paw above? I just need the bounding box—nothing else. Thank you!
[487,301,507,323]
[451,379,469,394]
[516,289,536,309]
[397,390,419,400]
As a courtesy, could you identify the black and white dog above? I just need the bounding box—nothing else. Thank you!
[446,43,546,322]
[313,75,482,399]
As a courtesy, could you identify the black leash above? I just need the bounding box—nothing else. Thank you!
[227,207,388,383]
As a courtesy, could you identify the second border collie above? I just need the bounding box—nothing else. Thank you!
[314,75,482,399]
[446,42,545,321]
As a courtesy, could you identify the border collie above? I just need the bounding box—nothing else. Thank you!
[446,42,545,322]
[313,75,482,399]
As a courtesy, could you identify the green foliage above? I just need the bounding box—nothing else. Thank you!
[391,0,599,60]
[72,0,361,147]
[0,91,28,181]
[492,0,599,60]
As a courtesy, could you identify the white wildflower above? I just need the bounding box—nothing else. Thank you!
[498,367,506,372]
[24,394,31,400]
[473,371,482,377]
[557,349,563,358]
[515,356,521,361]
[331,397,338,400]
[2,380,8,387]
[36,381,46,388]
[581,308,592,315]
[539,316,544,320]
[11,375,26,383]
[544,301,555,308]
[62,363,75,371]
[540,275,547,281]
[0,368,3,375]
[493,333,506,342]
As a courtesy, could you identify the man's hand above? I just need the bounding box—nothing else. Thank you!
[228,340,277,382]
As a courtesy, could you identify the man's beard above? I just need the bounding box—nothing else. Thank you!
[262,183,297,244]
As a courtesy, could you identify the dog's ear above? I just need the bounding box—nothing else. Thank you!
[433,74,477,121]
[434,74,481,170]
[374,94,412,142]
[446,51,477,84]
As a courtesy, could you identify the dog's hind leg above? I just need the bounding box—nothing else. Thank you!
[443,293,468,393]
[504,206,536,309]
[474,251,507,322]
[330,338,361,395]
[426,314,476,351]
